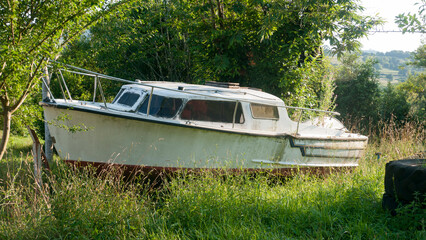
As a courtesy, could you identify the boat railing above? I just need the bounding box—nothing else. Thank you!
[45,60,340,135]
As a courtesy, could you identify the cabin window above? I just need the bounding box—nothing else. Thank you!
[112,89,125,104]
[181,100,244,123]
[250,103,279,119]
[115,91,140,107]
[138,94,183,118]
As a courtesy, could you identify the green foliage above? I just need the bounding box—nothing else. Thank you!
[409,44,426,68]
[330,49,425,84]
[332,50,424,132]
[61,0,380,107]
[1,124,425,239]
[395,44,426,122]
[397,73,426,121]
[379,83,410,123]
[0,0,115,105]
[46,112,93,133]
[395,0,426,33]
[285,58,337,120]
[351,50,423,83]
[0,92,43,136]
[61,0,192,83]
[0,0,133,159]
[334,54,380,131]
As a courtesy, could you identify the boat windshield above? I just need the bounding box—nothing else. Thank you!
[180,100,244,123]
[116,92,140,107]
[111,88,143,109]
[138,94,183,118]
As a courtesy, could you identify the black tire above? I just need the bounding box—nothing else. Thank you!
[382,158,426,211]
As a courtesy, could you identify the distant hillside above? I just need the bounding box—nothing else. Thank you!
[361,50,423,85]
[326,50,423,86]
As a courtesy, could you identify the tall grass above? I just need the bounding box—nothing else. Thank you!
[0,122,425,239]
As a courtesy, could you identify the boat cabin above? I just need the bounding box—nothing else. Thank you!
[106,82,292,134]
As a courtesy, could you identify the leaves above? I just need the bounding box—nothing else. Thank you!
[334,53,380,131]
[0,0,135,159]
[395,0,426,34]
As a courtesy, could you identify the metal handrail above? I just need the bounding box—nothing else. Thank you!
[146,86,154,116]
[58,69,73,101]
[232,101,239,128]
[97,78,107,109]
[93,75,98,103]
[41,77,55,101]
[55,72,67,102]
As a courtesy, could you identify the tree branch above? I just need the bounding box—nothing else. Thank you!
[0,61,6,78]
[27,11,87,56]
[0,60,8,91]
[27,0,130,59]
[8,0,16,46]
[11,57,46,114]
[17,0,42,43]
[0,88,9,110]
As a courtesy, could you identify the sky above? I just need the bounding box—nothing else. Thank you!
[358,0,424,52]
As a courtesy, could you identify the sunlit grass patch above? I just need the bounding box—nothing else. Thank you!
[1,130,33,161]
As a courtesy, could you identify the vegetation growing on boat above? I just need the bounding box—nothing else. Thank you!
[45,112,93,134]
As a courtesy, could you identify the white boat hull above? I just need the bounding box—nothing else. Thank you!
[43,104,367,171]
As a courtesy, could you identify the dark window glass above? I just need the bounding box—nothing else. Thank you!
[112,89,125,104]
[180,100,244,123]
[138,95,183,118]
[250,103,279,119]
[117,92,140,107]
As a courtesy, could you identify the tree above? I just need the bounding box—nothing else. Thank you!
[0,0,132,160]
[396,44,426,121]
[397,73,425,121]
[394,1,425,122]
[62,0,380,106]
[334,54,380,132]
[379,83,410,123]
[408,44,426,68]
[62,0,192,83]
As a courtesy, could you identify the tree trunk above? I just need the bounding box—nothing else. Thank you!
[208,0,216,29]
[0,110,12,160]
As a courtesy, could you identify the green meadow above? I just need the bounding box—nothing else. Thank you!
[0,124,424,239]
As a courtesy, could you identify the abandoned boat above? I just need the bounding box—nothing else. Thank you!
[41,64,368,173]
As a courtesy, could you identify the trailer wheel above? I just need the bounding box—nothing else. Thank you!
[382,159,426,212]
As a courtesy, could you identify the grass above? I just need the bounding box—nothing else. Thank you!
[0,130,33,160]
[0,124,425,239]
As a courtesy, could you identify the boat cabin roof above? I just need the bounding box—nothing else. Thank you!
[122,81,285,106]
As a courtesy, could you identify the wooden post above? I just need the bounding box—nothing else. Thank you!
[42,66,53,163]
[27,126,43,188]
[29,127,51,171]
